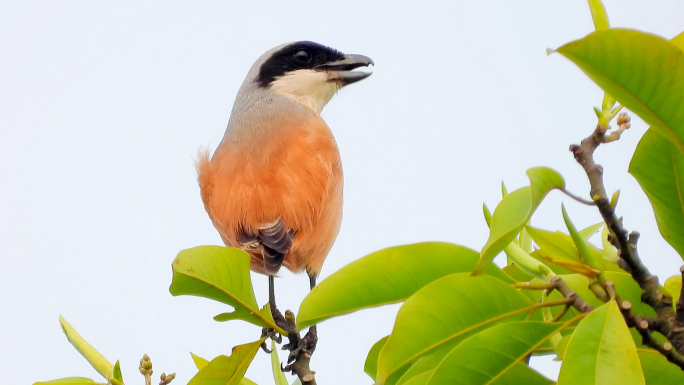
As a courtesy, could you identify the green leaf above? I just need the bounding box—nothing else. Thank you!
[579,222,604,240]
[296,242,512,330]
[630,129,684,259]
[601,225,618,260]
[365,336,389,381]
[527,227,615,275]
[561,272,655,317]
[558,301,644,385]
[503,242,554,280]
[34,379,101,385]
[270,340,288,385]
[395,345,452,385]
[672,31,684,49]
[58,316,114,381]
[188,337,266,385]
[587,0,609,30]
[562,204,602,271]
[375,274,532,384]
[425,321,562,384]
[664,274,682,304]
[556,29,684,152]
[191,352,210,371]
[639,349,684,384]
[112,361,122,384]
[169,246,283,334]
[475,167,565,274]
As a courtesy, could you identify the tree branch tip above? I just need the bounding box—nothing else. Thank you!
[679,265,684,274]
[620,300,632,310]
[664,342,673,352]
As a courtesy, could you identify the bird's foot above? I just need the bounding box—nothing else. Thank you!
[286,326,317,364]
[260,328,282,353]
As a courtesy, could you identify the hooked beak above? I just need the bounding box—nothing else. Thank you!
[316,54,374,85]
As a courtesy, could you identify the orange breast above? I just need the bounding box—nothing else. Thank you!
[197,115,343,275]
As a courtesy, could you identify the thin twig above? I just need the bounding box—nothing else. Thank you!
[560,188,597,206]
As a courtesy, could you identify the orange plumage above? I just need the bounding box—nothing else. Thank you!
[198,113,343,275]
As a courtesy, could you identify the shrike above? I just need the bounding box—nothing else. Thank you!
[197,41,373,349]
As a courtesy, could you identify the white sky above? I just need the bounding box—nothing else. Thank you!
[3,1,684,384]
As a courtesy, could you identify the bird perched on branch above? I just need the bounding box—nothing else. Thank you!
[196,41,373,351]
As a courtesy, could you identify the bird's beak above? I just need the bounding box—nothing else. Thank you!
[317,54,374,85]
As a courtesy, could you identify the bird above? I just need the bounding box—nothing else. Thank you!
[196,41,373,342]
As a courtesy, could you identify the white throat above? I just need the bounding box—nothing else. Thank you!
[269,69,340,114]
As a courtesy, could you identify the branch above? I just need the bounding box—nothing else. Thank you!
[570,112,684,356]
[619,299,684,370]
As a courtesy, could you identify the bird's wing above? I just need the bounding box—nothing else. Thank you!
[238,220,296,274]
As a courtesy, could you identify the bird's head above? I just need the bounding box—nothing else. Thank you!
[253,41,374,113]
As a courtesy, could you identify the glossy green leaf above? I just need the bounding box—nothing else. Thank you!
[587,0,609,30]
[365,336,389,381]
[34,379,101,385]
[396,345,453,385]
[664,274,682,304]
[297,242,512,330]
[191,352,210,371]
[375,274,532,384]
[562,205,601,271]
[475,167,564,274]
[639,349,684,384]
[58,316,113,381]
[169,246,283,334]
[188,338,266,385]
[557,29,684,152]
[630,129,684,259]
[270,340,288,385]
[558,301,644,385]
[426,321,562,384]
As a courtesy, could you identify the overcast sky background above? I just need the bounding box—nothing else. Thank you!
[3,1,684,384]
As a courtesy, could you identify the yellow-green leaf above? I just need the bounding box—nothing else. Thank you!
[475,167,565,274]
[587,0,609,30]
[58,316,114,381]
[34,379,101,385]
[557,29,684,153]
[364,336,389,381]
[297,242,512,330]
[270,340,288,385]
[191,352,210,371]
[562,205,602,271]
[169,246,284,334]
[664,274,682,304]
[558,301,644,385]
[639,349,684,384]
[375,274,533,384]
[425,321,563,384]
[630,129,684,259]
[112,361,122,383]
[188,338,266,385]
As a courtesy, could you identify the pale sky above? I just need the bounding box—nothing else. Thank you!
[3,1,684,384]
